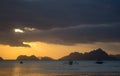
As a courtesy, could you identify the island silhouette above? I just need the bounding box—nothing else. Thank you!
[0,48,120,60]
[16,55,54,61]
[59,48,117,60]
[0,57,3,60]
[16,55,39,60]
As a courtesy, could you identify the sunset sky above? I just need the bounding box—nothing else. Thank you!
[0,0,120,59]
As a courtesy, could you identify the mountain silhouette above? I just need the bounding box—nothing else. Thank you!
[59,48,117,60]
[40,56,54,61]
[16,55,39,60]
[15,48,119,61]
[0,57,3,60]
[84,48,109,60]
[16,55,54,60]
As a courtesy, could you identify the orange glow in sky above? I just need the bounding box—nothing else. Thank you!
[0,42,119,60]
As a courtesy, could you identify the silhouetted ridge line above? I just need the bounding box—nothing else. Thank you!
[16,55,39,60]
[59,48,117,60]
[11,48,120,60]
[40,56,54,61]
[16,55,55,60]
[0,57,3,60]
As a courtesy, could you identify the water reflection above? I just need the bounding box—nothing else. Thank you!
[13,61,47,76]
[0,61,120,76]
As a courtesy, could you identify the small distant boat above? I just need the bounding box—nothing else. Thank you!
[69,60,73,65]
[63,60,78,65]
[20,61,23,64]
[96,61,104,64]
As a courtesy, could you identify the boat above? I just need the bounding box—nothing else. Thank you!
[96,61,104,64]
[20,61,23,64]
[68,60,73,65]
[63,60,78,65]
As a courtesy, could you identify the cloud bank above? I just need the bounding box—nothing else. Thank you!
[0,0,120,46]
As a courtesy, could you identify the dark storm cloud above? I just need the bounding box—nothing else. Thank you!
[19,23,120,45]
[0,32,30,47]
[0,0,120,46]
[0,0,120,29]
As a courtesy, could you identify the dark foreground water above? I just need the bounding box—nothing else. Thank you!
[0,61,120,76]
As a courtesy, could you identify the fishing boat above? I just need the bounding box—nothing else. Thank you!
[96,60,104,64]
[20,61,23,64]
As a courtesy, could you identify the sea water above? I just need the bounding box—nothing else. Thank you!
[0,61,120,76]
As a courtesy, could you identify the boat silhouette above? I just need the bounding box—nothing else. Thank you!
[20,61,23,64]
[69,60,73,65]
[96,61,104,64]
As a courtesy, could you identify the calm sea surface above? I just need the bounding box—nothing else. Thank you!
[0,61,120,76]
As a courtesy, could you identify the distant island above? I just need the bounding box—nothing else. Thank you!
[0,57,3,60]
[15,48,120,60]
[16,55,54,61]
[0,48,120,61]
[16,55,39,60]
[40,56,54,61]
[59,48,118,60]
